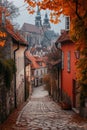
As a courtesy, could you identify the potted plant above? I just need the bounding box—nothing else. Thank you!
[60,92,72,110]
[60,101,71,110]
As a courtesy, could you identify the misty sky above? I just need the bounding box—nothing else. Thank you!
[8,0,65,34]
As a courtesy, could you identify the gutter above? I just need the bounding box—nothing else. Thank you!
[14,42,20,108]
[24,45,28,101]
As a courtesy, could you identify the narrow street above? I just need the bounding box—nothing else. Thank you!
[10,85,86,130]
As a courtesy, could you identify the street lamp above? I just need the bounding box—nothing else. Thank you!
[74,50,80,59]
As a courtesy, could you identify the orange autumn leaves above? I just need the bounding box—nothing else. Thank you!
[25,0,87,26]
[0,31,7,46]
[0,6,14,47]
[0,40,6,46]
[25,0,87,87]
[25,0,36,14]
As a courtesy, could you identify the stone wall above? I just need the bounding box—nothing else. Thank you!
[0,75,7,123]
[0,75,14,124]
[0,39,13,59]
[0,38,15,123]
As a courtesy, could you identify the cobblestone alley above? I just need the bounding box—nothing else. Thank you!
[1,86,87,130]
[0,87,87,130]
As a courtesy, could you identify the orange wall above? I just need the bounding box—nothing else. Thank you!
[61,42,76,102]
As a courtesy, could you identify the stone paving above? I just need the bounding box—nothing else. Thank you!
[13,86,87,130]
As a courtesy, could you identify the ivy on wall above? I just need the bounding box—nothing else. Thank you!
[0,58,16,89]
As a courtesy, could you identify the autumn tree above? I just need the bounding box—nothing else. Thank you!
[25,0,87,110]
[44,46,61,100]
[0,1,20,20]
[0,1,20,46]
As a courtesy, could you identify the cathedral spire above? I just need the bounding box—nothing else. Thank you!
[35,6,42,27]
[43,12,51,29]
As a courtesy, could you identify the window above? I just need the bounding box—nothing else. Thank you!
[65,16,70,31]
[67,51,71,72]
[41,70,43,75]
[36,70,38,76]
[62,51,64,69]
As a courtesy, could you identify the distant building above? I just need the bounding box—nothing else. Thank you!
[43,13,51,29]
[21,23,43,48]
[20,7,59,51]
[30,46,49,57]
[26,51,47,87]
[35,6,42,27]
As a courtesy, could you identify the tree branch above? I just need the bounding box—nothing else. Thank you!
[75,0,82,20]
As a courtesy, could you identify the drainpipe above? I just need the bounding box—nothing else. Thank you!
[24,45,28,101]
[60,63,62,101]
[55,42,62,102]
[14,42,20,108]
[57,64,60,102]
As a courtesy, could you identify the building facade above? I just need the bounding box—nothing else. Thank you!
[26,51,47,87]
[56,30,80,109]
[0,25,28,123]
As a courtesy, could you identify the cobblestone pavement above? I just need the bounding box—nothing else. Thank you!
[12,86,87,130]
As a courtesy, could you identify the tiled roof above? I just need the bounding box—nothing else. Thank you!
[21,23,43,34]
[56,31,72,43]
[6,28,28,46]
[26,51,47,69]
[0,7,27,46]
[34,56,46,67]
[26,51,40,69]
[42,61,46,67]
[34,56,42,61]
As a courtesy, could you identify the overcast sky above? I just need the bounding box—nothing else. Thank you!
[8,0,65,34]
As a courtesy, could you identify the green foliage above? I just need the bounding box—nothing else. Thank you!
[0,58,16,89]
[80,86,87,107]
[43,74,51,95]
[70,17,87,108]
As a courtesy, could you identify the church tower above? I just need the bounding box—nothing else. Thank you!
[43,13,51,29]
[35,6,42,27]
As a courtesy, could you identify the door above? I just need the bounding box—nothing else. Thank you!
[73,79,76,107]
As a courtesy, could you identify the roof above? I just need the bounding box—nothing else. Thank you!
[26,51,46,69]
[0,6,27,46]
[6,28,28,46]
[56,31,72,43]
[21,23,43,34]
[26,51,40,69]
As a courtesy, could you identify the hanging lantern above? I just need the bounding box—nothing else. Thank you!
[74,51,80,59]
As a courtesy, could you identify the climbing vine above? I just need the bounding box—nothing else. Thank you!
[0,58,16,89]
